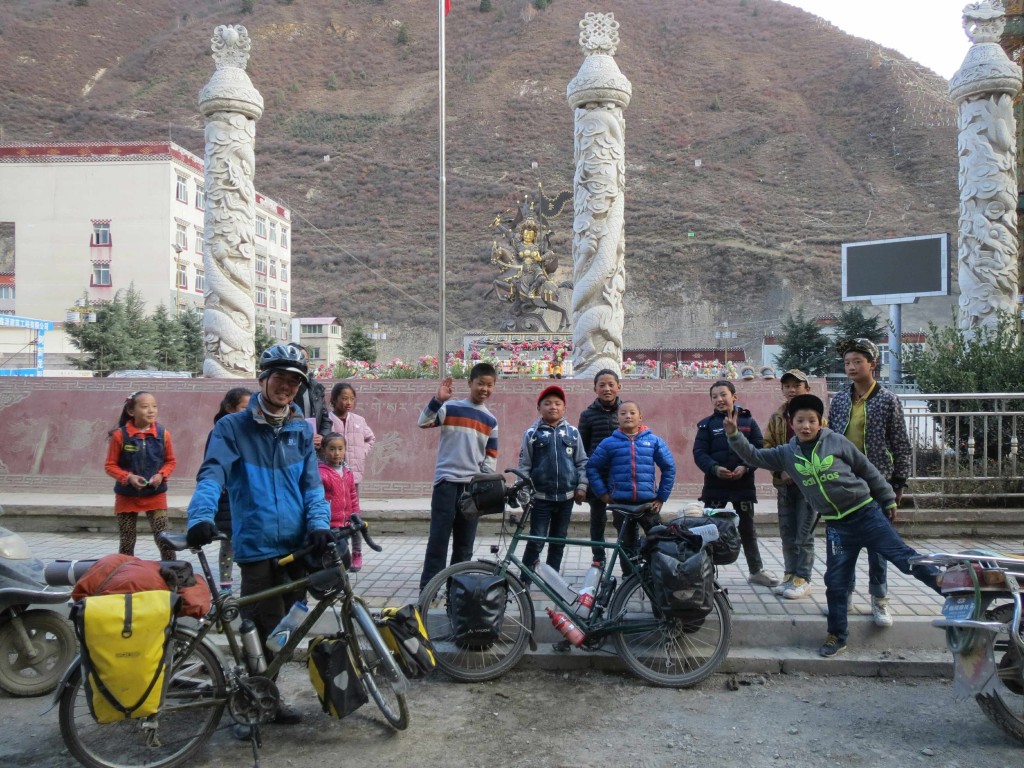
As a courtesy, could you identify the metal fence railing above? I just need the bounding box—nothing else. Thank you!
[896,393,1023,499]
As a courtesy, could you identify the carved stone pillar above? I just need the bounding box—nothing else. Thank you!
[950,1,1022,332]
[567,13,631,379]
[198,25,264,377]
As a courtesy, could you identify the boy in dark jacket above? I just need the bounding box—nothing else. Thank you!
[587,401,676,560]
[517,385,588,573]
[693,380,779,587]
[578,369,622,562]
[723,394,940,658]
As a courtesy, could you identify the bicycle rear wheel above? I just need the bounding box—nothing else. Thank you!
[417,561,532,683]
[610,574,731,687]
[58,629,226,768]
[350,602,409,730]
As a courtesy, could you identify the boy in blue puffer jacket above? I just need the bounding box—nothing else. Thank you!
[586,401,676,563]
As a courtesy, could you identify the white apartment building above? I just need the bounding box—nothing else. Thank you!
[0,141,293,370]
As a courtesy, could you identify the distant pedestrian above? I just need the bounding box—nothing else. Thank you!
[328,382,375,571]
[104,391,177,561]
[205,386,251,594]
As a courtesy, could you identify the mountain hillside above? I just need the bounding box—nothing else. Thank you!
[0,0,962,358]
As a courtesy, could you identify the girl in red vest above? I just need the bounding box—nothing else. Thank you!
[104,391,177,561]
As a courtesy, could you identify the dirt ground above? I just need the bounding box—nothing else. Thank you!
[3,665,1022,768]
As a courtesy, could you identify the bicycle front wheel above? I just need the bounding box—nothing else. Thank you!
[610,574,731,688]
[417,561,533,683]
[58,629,226,768]
[350,601,409,730]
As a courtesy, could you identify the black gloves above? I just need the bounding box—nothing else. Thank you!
[307,529,334,558]
[186,521,217,548]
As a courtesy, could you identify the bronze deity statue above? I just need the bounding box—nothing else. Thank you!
[486,187,573,332]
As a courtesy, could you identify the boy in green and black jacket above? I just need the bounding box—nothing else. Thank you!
[723,394,940,658]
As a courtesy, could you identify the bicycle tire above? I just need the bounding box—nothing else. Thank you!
[350,602,409,730]
[58,628,226,768]
[417,561,532,683]
[610,574,731,688]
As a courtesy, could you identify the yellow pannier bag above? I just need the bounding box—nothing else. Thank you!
[72,590,177,724]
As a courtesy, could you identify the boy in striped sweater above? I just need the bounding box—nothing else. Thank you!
[417,362,500,590]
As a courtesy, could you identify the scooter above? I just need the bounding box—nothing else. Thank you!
[0,526,77,697]
[911,549,1024,745]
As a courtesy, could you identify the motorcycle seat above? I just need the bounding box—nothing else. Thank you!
[0,586,72,605]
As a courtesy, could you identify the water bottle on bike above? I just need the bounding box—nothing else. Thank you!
[267,599,308,653]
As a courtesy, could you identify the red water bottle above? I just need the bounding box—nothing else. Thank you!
[547,606,585,647]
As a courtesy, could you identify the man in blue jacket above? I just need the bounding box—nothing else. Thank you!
[187,345,332,727]
[693,380,779,588]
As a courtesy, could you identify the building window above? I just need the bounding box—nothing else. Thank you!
[280,292,289,311]
[309,347,322,360]
[91,263,111,287]
[269,259,277,279]
[195,185,205,210]
[255,254,267,274]
[270,221,277,244]
[195,269,205,292]
[269,290,277,310]
[92,222,111,246]
[281,264,288,283]
[256,215,267,238]
[175,222,188,250]
[269,320,278,338]
[194,229,203,254]
[176,262,188,289]
[301,324,324,335]
[176,174,188,203]
[0,286,15,299]
[256,286,267,306]
[280,227,289,248]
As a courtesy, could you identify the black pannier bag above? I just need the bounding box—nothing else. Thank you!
[447,572,508,649]
[666,512,741,566]
[641,525,715,617]
[307,633,368,719]
[458,473,507,519]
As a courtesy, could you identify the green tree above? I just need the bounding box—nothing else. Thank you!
[479,0,492,10]
[834,305,887,343]
[64,286,156,375]
[774,309,832,375]
[396,24,409,45]
[341,325,376,363]
[151,304,185,371]
[241,0,255,13]
[176,307,206,376]
[254,326,277,360]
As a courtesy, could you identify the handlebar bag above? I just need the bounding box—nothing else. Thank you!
[458,474,507,519]
[378,605,436,679]
[447,572,508,649]
[71,590,178,723]
[307,633,368,719]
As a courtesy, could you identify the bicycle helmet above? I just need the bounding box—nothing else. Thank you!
[258,344,309,382]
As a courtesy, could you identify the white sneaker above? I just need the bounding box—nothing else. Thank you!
[748,569,781,588]
[783,577,811,599]
[772,574,793,596]
[872,597,893,627]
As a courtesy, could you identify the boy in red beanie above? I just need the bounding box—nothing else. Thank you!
[516,385,589,575]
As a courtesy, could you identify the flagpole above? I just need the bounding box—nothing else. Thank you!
[437,0,447,380]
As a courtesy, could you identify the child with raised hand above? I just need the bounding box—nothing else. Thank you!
[586,400,676,561]
[318,433,362,569]
[517,385,588,576]
[722,393,940,658]
[104,391,177,561]
[328,382,375,570]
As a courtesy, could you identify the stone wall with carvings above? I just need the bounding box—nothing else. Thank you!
[0,377,826,500]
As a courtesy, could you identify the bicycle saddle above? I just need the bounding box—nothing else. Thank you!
[607,502,657,519]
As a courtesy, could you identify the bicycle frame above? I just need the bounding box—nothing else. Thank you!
[491,503,663,641]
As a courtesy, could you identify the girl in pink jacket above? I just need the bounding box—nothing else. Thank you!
[328,383,376,487]
[318,433,363,571]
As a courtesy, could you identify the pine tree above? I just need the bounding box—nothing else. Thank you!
[151,304,185,371]
[774,309,832,375]
[834,305,886,344]
[479,0,492,11]
[341,325,376,363]
[176,308,206,376]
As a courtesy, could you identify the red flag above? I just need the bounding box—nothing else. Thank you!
[445,0,450,15]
